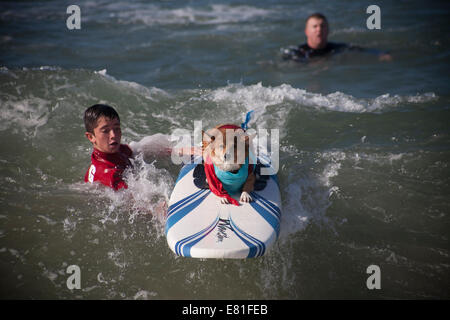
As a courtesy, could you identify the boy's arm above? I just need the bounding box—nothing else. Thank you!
[123,144,134,159]
[128,141,172,158]
[172,146,202,157]
[127,138,201,160]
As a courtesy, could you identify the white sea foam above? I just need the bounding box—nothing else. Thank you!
[109,4,271,26]
[275,148,409,243]
[275,144,380,242]
[107,248,127,269]
[279,180,311,237]
[94,69,169,101]
[0,96,50,137]
[198,82,437,151]
[133,290,158,300]
[0,70,436,146]
[2,1,271,26]
[330,25,417,36]
[320,151,346,187]
[206,82,438,115]
[37,214,57,226]
[89,150,172,236]
[257,148,348,297]
[348,151,408,166]
[67,138,173,241]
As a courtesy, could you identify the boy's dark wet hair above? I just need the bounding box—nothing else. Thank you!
[84,104,120,134]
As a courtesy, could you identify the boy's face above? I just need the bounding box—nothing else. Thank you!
[85,116,122,154]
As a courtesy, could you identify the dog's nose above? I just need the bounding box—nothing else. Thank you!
[224,152,233,162]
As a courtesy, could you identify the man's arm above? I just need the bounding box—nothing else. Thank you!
[347,43,393,61]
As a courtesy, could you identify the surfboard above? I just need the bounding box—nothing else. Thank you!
[165,156,281,259]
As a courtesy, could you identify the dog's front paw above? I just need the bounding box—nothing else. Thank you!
[240,191,253,203]
[220,197,230,204]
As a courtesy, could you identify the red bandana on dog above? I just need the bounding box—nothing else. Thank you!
[203,124,253,206]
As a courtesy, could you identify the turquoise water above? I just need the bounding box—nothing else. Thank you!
[0,0,449,299]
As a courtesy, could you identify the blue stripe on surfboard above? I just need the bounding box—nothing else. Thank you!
[251,192,281,220]
[230,220,259,258]
[167,189,207,217]
[174,217,219,257]
[251,192,281,219]
[165,190,210,234]
[175,163,197,184]
[270,174,280,188]
[249,193,280,237]
[229,217,265,258]
[181,218,219,257]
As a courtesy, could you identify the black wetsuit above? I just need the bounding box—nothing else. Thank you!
[281,42,364,61]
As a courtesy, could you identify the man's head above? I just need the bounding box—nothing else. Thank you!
[84,104,122,154]
[304,13,329,50]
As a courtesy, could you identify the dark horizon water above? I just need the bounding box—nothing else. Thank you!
[0,0,449,299]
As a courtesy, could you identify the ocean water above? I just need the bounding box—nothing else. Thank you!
[0,0,449,299]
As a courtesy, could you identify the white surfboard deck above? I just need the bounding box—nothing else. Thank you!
[165,157,281,259]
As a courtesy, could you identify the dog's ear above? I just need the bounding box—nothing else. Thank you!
[241,131,256,144]
[240,132,256,157]
[239,131,255,144]
[202,130,215,151]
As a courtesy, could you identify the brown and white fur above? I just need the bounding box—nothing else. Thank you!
[202,124,255,204]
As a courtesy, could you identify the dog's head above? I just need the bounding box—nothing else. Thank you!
[202,124,251,172]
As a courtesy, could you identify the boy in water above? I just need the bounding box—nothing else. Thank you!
[84,104,199,190]
[84,104,134,190]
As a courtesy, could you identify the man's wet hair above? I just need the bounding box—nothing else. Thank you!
[84,104,120,134]
[305,12,328,25]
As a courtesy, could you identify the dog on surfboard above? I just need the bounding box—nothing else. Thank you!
[202,124,256,206]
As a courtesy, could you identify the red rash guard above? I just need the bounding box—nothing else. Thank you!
[84,144,133,190]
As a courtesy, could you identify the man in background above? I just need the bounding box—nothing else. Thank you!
[282,13,392,62]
